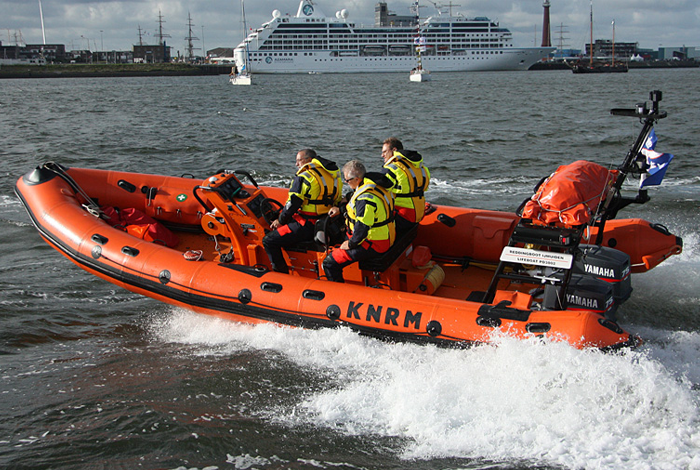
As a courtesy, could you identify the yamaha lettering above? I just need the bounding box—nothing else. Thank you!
[565,294,614,311]
[566,294,599,310]
[346,301,422,329]
[583,263,616,279]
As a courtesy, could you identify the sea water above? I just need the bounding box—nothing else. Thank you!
[1,70,699,469]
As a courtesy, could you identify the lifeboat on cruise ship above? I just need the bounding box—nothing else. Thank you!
[15,91,682,350]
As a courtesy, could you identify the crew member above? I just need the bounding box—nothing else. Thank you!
[381,137,431,236]
[323,160,395,282]
[263,149,342,273]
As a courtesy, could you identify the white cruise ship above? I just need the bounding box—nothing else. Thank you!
[232,0,555,73]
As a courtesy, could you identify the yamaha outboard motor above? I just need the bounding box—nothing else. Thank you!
[574,245,632,305]
[543,272,617,319]
[544,245,631,320]
[566,274,616,318]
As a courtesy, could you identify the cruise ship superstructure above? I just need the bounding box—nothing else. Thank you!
[232,0,555,73]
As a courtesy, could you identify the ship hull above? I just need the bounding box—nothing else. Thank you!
[237,47,553,74]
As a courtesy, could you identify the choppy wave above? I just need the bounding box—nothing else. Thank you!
[152,309,700,470]
[3,69,700,470]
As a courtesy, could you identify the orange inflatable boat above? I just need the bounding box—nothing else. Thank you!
[14,92,682,350]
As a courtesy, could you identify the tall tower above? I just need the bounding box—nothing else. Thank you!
[541,0,552,47]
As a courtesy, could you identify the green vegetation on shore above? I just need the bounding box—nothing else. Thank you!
[0,62,228,78]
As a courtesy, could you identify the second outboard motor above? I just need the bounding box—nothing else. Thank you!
[574,245,632,305]
[567,274,616,318]
[543,273,616,319]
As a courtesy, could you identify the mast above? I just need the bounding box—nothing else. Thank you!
[185,12,199,62]
[38,0,46,45]
[556,22,569,57]
[156,10,171,46]
[611,19,615,66]
[588,1,593,66]
[241,0,250,72]
[411,1,427,71]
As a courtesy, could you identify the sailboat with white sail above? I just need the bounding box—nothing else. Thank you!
[230,0,252,85]
[410,36,431,82]
[409,2,431,82]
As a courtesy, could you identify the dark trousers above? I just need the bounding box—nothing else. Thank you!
[262,219,315,273]
[322,243,380,282]
[395,214,417,239]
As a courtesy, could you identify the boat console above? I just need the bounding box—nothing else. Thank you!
[194,170,273,266]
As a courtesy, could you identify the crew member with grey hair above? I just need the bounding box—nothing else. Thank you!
[322,160,395,282]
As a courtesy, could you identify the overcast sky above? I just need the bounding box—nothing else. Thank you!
[2,0,698,55]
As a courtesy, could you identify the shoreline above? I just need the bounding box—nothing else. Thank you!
[1,60,697,79]
[529,59,699,71]
[0,63,232,79]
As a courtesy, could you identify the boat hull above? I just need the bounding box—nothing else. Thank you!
[572,63,629,73]
[238,48,553,74]
[410,70,431,82]
[230,73,252,85]
[16,165,682,350]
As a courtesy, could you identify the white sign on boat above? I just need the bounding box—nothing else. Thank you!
[500,247,573,269]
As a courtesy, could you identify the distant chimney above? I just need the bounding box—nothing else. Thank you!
[541,0,552,47]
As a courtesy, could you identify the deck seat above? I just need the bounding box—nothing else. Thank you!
[283,215,346,254]
[359,224,418,272]
[285,240,326,253]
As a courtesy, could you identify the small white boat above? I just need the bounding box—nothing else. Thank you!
[230,71,252,85]
[410,13,431,82]
[410,68,432,82]
[230,0,253,86]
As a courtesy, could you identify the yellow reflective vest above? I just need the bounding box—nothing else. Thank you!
[346,178,396,247]
[383,150,430,223]
[288,158,343,218]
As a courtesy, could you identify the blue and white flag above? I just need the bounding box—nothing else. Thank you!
[639,128,674,188]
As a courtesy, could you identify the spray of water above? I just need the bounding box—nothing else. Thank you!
[145,200,700,470]
[151,308,700,470]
